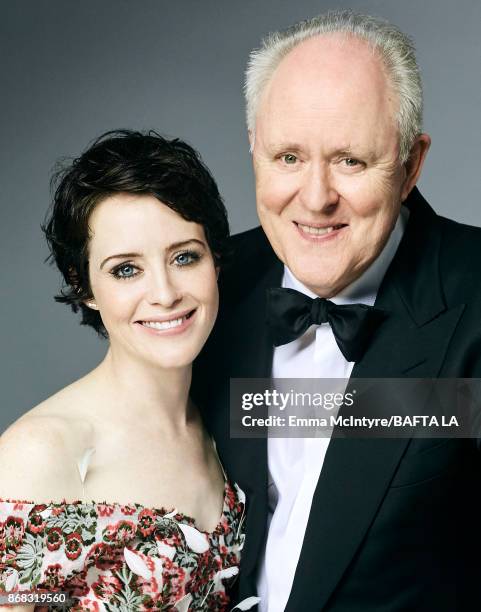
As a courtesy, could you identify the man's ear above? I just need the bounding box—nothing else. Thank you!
[401,133,431,201]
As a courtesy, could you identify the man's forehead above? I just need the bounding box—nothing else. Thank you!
[254,33,396,141]
[262,33,391,108]
[277,33,384,77]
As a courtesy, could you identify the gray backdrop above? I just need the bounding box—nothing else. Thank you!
[1,0,480,432]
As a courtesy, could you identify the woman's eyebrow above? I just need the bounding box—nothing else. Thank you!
[167,238,206,251]
[100,252,141,269]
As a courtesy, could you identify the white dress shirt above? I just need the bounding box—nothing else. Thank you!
[257,209,408,612]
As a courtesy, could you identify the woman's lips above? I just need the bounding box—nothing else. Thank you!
[136,309,197,336]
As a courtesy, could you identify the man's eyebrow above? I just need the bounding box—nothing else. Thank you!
[269,142,303,152]
[99,239,206,269]
[333,146,371,158]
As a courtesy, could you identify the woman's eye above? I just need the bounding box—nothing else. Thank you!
[174,251,200,266]
[111,264,139,279]
[282,153,298,165]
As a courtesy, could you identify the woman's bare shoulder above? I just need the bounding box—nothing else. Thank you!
[0,379,95,502]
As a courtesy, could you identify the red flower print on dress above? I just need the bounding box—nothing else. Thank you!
[154,525,182,548]
[185,549,219,592]
[138,508,156,537]
[0,479,246,611]
[65,532,83,560]
[215,515,230,536]
[51,504,66,516]
[159,556,186,605]
[86,541,124,572]
[44,563,64,588]
[28,512,47,535]
[87,542,111,570]
[46,527,63,551]
[206,589,230,609]
[4,516,25,548]
[116,520,136,543]
[225,485,237,511]
[219,544,228,557]
[103,520,136,544]
[71,598,101,611]
[92,573,122,598]
[97,504,115,517]
[129,550,187,608]
[68,570,90,598]
[224,551,240,568]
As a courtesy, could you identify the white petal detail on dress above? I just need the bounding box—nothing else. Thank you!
[178,523,209,553]
[163,509,178,519]
[157,541,176,559]
[234,483,246,540]
[5,569,18,591]
[77,447,95,484]
[123,547,152,580]
[234,483,246,506]
[151,555,164,591]
[39,507,52,519]
[174,593,193,612]
[213,566,239,591]
[231,596,261,610]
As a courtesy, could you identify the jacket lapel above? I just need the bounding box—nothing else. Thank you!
[215,252,283,593]
[285,189,465,610]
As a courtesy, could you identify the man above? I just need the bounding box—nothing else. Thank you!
[194,10,481,611]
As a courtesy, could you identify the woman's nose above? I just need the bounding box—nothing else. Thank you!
[145,269,182,308]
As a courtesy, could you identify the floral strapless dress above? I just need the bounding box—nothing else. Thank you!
[0,480,248,611]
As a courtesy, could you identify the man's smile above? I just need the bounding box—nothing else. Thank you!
[293,221,348,241]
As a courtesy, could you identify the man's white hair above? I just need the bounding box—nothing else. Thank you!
[245,10,423,163]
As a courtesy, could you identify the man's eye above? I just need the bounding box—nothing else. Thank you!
[174,251,201,266]
[344,158,360,167]
[111,264,139,279]
[282,153,298,165]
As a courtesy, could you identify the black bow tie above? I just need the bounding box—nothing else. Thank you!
[266,287,385,362]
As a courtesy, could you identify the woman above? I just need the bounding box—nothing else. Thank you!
[0,131,256,611]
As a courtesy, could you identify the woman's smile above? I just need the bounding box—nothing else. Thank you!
[136,308,197,336]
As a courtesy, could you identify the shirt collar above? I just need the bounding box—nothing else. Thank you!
[282,205,409,307]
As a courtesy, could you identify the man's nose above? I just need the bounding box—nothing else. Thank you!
[299,162,339,212]
[145,269,182,308]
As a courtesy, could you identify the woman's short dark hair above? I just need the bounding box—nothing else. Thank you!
[43,129,230,337]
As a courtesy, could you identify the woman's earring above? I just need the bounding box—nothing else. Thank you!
[86,301,98,310]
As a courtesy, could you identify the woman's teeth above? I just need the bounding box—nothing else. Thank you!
[141,317,184,330]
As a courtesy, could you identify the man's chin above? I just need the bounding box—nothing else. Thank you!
[289,271,346,298]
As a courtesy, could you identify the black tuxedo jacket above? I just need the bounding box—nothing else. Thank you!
[193,188,481,611]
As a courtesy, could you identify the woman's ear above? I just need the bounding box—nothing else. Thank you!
[85,300,99,310]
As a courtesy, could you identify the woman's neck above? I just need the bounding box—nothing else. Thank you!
[89,347,194,432]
